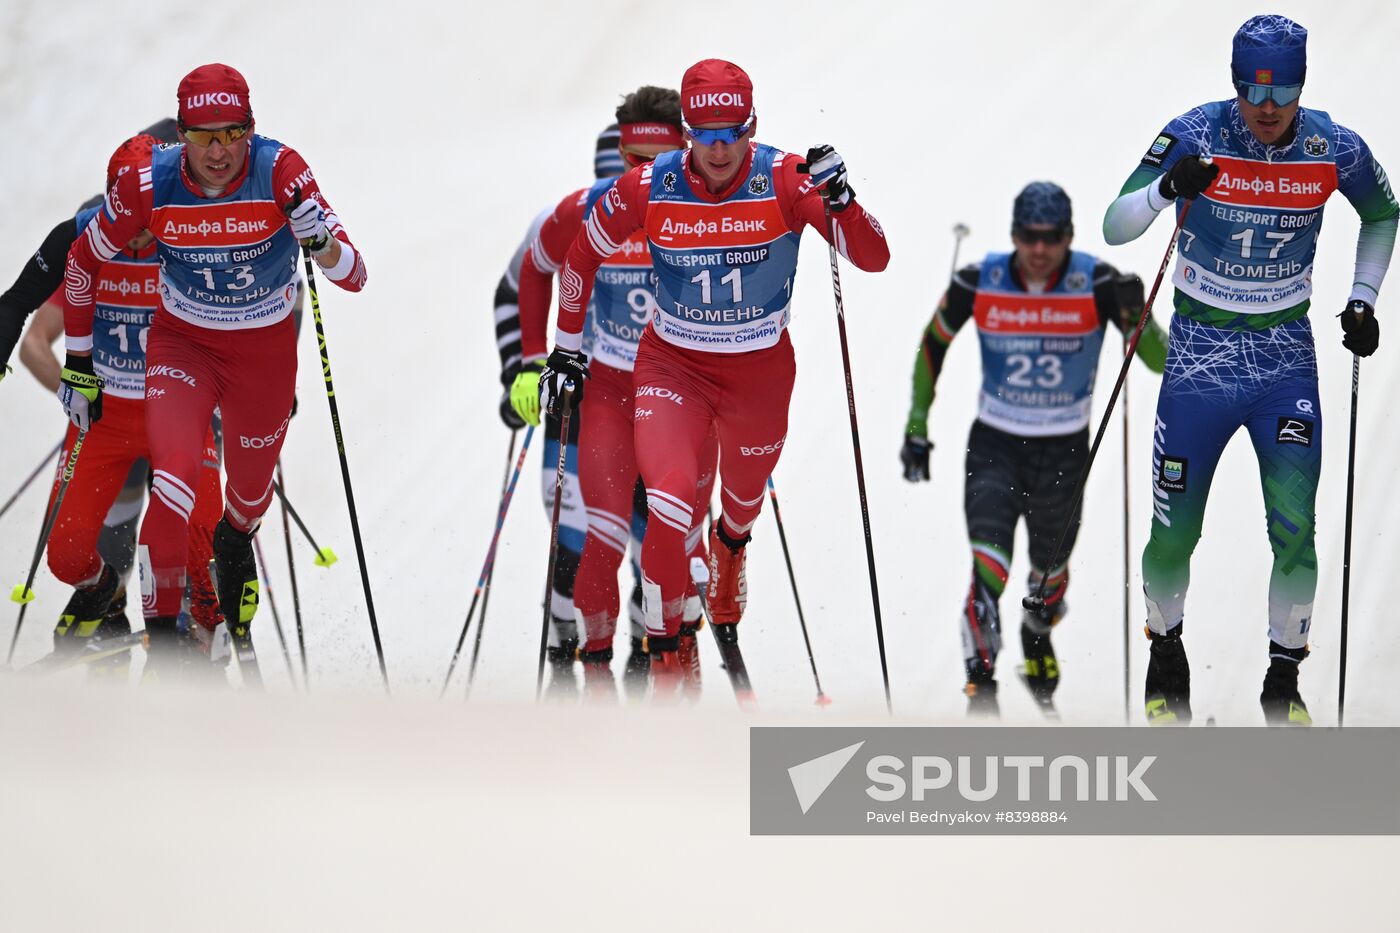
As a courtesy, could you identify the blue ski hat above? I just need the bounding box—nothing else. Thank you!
[1232,15,1307,87]
[595,123,624,178]
[1013,182,1072,229]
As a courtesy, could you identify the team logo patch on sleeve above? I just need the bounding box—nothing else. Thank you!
[663,171,677,192]
[1141,133,1178,168]
[1157,456,1188,493]
[1276,417,1314,446]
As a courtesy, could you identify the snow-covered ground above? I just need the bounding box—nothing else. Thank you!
[2,1,1397,928]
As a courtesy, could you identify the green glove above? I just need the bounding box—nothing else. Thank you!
[510,361,546,427]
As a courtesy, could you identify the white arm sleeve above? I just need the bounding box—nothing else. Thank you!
[1350,216,1398,306]
[1103,180,1174,246]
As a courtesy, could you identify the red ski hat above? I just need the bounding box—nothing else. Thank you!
[106,133,159,188]
[681,59,753,125]
[177,63,252,127]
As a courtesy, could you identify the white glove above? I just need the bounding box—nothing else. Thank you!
[287,198,332,253]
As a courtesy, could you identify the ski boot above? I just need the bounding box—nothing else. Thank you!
[85,590,135,683]
[623,635,651,701]
[706,523,749,625]
[578,645,617,703]
[676,588,704,700]
[183,617,232,687]
[1020,600,1064,712]
[544,634,579,701]
[677,622,702,701]
[965,668,1000,720]
[1145,624,1192,725]
[52,564,121,655]
[1260,643,1312,726]
[211,518,259,637]
[179,567,230,685]
[648,636,685,702]
[140,616,187,685]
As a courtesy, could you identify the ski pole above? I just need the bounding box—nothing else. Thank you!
[766,476,829,705]
[1121,332,1132,724]
[822,204,892,714]
[293,189,389,693]
[8,432,87,663]
[1339,302,1365,726]
[0,440,62,525]
[466,428,522,692]
[536,393,574,700]
[439,426,531,697]
[252,534,298,690]
[1024,192,1199,618]
[271,480,337,567]
[948,223,970,283]
[275,462,308,685]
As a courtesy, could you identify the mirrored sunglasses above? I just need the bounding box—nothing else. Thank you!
[1235,81,1302,107]
[180,121,253,147]
[682,114,755,146]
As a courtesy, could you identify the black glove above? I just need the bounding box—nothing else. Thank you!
[57,353,103,430]
[541,347,588,417]
[1340,300,1379,357]
[498,388,526,429]
[797,145,854,211]
[1157,157,1219,201]
[1114,272,1146,330]
[900,434,932,483]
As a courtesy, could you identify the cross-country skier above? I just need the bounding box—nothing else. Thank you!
[902,182,1166,716]
[1103,15,1397,725]
[14,135,226,674]
[2,126,225,676]
[53,64,367,665]
[1,123,180,656]
[542,59,889,694]
[514,86,716,699]
[490,123,653,697]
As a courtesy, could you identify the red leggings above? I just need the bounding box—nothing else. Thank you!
[139,312,296,618]
[47,396,223,628]
[632,328,796,638]
[573,361,715,652]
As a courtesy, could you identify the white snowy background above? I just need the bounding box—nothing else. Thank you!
[1,1,1397,929]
